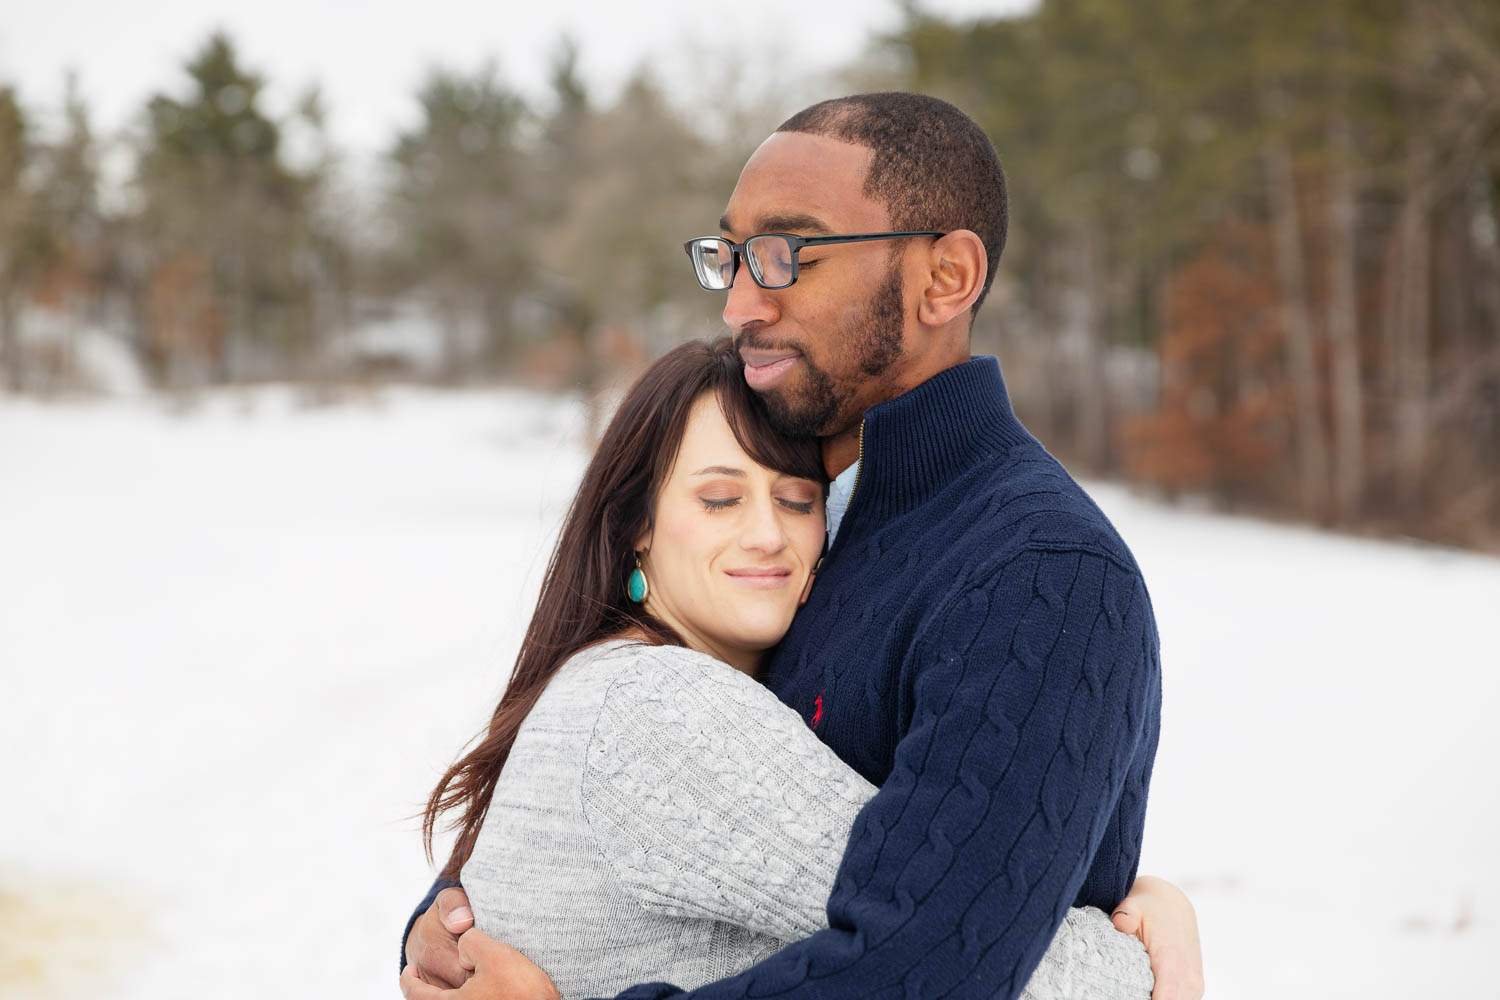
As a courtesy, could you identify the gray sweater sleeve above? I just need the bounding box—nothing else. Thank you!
[579,646,1154,998]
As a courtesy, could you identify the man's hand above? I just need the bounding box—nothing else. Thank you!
[405,886,476,989]
[400,928,560,1000]
[1111,875,1205,1000]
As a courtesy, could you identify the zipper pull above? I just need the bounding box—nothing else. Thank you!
[799,556,824,607]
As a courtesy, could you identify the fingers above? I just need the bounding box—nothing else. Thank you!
[411,902,471,989]
[1146,943,1206,1000]
[1117,876,1205,1000]
[1148,944,1205,1000]
[415,936,469,990]
[1148,945,1182,1000]
[1126,880,1203,1000]
[1164,946,1204,1000]
[456,929,561,1000]
[456,927,502,970]
[400,965,453,1000]
[1131,874,1170,895]
[456,928,481,973]
[436,886,475,934]
[1111,902,1142,937]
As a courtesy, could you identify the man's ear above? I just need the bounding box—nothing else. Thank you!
[916,229,987,327]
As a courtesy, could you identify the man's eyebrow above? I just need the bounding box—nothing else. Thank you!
[757,212,831,235]
[718,212,832,237]
[691,465,746,477]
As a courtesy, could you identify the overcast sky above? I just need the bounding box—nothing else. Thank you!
[2,0,1033,157]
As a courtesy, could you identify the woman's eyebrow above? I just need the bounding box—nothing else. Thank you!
[691,465,746,477]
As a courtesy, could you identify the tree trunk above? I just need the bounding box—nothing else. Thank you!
[1479,174,1500,366]
[1072,230,1109,470]
[1385,2,1437,516]
[1325,63,1366,522]
[1264,130,1330,519]
[1389,190,1432,513]
[438,293,465,384]
[0,288,20,393]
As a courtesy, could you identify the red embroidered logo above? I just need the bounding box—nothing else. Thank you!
[810,692,825,730]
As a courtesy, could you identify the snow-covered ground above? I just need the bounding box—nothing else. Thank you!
[2,386,1497,999]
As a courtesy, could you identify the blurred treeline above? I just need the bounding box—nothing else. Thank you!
[2,1,1498,551]
[908,0,1500,549]
[0,34,753,404]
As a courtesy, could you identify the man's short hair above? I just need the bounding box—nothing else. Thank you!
[777,92,1007,316]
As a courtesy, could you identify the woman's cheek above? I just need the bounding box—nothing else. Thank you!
[800,515,827,559]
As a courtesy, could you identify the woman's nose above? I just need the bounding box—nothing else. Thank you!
[738,496,789,555]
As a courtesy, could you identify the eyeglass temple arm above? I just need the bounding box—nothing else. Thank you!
[792,231,947,249]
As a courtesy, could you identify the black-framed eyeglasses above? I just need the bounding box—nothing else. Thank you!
[683,231,947,291]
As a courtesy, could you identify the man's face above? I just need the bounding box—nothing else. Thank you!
[718,132,915,439]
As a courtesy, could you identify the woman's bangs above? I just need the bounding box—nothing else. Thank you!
[714,378,827,488]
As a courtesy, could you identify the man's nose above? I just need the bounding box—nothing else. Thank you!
[722,260,780,334]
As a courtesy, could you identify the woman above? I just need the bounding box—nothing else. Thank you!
[420,338,1193,999]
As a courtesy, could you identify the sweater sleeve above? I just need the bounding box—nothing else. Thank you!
[581,645,876,942]
[602,545,1161,1000]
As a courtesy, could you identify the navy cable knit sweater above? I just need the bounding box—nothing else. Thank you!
[403,356,1162,1000]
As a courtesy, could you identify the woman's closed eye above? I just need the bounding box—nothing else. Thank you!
[699,495,817,515]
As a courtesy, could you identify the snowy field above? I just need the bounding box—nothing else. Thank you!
[3,385,1498,999]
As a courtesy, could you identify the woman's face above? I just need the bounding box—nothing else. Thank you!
[638,392,826,672]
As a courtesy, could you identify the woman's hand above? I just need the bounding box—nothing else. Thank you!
[1111,875,1205,1000]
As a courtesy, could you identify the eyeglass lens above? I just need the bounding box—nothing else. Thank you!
[746,236,794,288]
[688,238,734,290]
[688,236,799,290]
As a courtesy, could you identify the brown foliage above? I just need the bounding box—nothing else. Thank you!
[145,253,225,379]
[1123,221,1285,501]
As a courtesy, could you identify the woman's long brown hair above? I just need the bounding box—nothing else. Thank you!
[422,336,826,879]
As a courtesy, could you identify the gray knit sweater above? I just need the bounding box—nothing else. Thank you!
[461,640,1153,1000]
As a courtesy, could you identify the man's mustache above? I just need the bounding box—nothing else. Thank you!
[735,326,806,357]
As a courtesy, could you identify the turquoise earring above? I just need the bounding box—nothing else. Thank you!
[626,554,649,604]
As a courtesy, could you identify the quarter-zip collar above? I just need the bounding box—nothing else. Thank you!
[844,355,1034,530]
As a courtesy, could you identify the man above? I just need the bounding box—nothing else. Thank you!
[401,92,1199,1000]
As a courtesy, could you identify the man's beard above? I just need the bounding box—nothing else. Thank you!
[757,262,904,439]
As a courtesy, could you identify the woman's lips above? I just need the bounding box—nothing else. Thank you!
[740,350,800,391]
[724,568,793,590]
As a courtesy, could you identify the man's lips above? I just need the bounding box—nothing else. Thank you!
[740,348,801,391]
[739,347,800,368]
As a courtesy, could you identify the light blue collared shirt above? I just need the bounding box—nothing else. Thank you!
[825,460,860,546]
